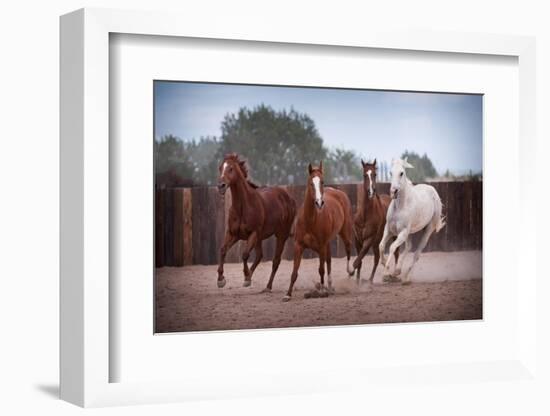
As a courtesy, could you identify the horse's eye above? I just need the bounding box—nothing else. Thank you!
[400,172,404,177]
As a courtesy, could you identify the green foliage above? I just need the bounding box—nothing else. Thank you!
[442,168,482,182]
[401,150,438,183]
[155,105,363,187]
[215,105,329,185]
[155,135,220,186]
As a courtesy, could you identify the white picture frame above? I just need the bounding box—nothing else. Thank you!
[60,7,537,407]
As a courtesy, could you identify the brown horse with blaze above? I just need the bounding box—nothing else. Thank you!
[351,159,398,282]
[217,153,296,291]
[283,161,354,301]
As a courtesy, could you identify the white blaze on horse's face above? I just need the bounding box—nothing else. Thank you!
[367,169,374,198]
[220,162,228,180]
[312,176,324,209]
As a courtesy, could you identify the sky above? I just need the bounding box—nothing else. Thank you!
[154,81,483,175]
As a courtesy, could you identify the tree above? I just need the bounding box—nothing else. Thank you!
[400,150,438,183]
[216,105,330,185]
[328,148,363,183]
[155,135,220,187]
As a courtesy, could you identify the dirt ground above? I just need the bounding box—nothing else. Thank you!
[155,251,482,333]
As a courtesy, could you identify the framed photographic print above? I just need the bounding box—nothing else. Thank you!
[60,8,537,407]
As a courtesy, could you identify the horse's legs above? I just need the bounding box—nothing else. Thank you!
[217,233,238,288]
[283,242,304,302]
[394,236,412,277]
[353,237,372,284]
[402,224,435,285]
[326,243,334,294]
[339,227,354,276]
[384,229,409,277]
[242,232,258,287]
[262,236,285,293]
[378,225,391,267]
[353,238,362,278]
[246,242,263,286]
[369,244,380,282]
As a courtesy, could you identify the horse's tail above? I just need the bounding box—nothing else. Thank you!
[433,190,446,233]
[285,190,298,238]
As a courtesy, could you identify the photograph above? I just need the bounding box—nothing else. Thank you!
[154,81,483,333]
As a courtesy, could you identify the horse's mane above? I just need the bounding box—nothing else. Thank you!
[223,153,260,188]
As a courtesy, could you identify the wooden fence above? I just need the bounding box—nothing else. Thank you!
[155,181,482,267]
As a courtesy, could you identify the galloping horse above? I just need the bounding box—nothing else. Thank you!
[351,159,398,283]
[217,153,296,291]
[283,162,354,301]
[379,157,446,284]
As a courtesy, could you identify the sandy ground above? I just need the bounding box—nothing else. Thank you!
[155,251,482,333]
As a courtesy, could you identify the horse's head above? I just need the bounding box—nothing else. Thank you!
[390,157,414,199]
[218,153,247,195]
[307,161,325,210]
[361,158,378,199]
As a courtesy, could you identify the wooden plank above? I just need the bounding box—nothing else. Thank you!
[182,188,193,265]
[213,187,225,266]
[155,190,164,268]
[200,187,211,265]
[163,189,174,266]
[191,187,202,265]
[208,187,224,265]
[439,182,449,252]
[462,181,473,250]
[472,181,483,250]
[173,189,184,267]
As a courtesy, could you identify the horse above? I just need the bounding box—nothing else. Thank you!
[350,159,399,283]
[283,161,354,301]
[216,153,297,291]
[378,157,446,284]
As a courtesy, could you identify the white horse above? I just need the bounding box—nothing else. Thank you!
[378,158,446,284]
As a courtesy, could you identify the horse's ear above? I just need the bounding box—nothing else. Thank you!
[361,158,365,167]
[319,160,323,171]
[238,160,247,175]
[308,163,313,174]
[403,160,414,169]
[373,158,377,166]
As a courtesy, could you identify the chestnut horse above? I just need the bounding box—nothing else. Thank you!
[283,162,354,301]
[217,153,296,291]
[350,159,398,283]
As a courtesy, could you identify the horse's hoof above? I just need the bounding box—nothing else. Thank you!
[217,278,226,288]
[314,282,321,290]
[260,287,271,294]
[328,286,335,295]
[401,280,412,286]
[348,269,355,277]
[394,268,402,276]
[282,295,291,302]
[243,280,251,287]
